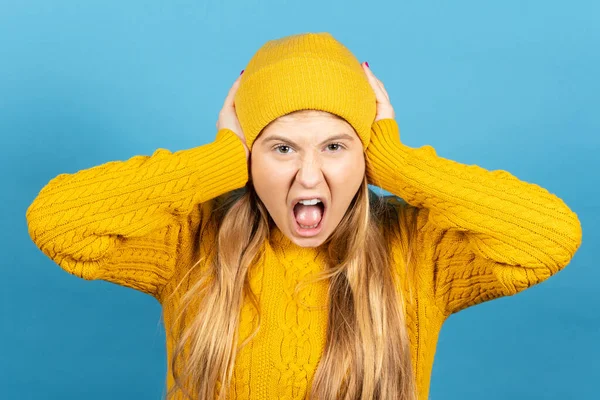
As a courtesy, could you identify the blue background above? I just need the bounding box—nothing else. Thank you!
[3,0,598,399]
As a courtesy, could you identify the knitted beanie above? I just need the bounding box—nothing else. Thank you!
[234,32,376,150]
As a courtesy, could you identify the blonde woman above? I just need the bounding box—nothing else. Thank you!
[26,32,582,400]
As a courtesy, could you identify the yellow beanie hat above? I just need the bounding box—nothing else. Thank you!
[234,32,376,150]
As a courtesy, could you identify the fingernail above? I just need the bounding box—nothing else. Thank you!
[240,69,245,75]
[365,62,370,68]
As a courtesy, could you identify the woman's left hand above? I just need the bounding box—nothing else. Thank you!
[362,62,395,122]
[362,62,396,185]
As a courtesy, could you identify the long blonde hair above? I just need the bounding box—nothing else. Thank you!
[164,113,418,400]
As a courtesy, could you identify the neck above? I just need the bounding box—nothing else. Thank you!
[269,224,327,258]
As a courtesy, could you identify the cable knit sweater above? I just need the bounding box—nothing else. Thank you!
[25,118,582,399]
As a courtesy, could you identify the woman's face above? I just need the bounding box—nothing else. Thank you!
[250,110,365,248]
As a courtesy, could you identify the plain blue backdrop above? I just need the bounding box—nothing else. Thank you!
[3,0,598,399]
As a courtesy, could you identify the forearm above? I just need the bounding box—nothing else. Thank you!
[367,119,582,270]
[26,128,248,259]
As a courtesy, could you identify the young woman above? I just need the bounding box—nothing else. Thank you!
[26,32,582,400]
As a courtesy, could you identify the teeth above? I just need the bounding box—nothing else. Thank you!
[298,198,322,205]
[299,223,319,229]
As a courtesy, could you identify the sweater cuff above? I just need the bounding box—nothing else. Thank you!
[366,118,410,191]
[185,128,249,202]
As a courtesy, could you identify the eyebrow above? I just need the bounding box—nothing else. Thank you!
[261,133,355,148]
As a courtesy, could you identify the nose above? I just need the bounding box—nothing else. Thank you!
[295,153,324,188]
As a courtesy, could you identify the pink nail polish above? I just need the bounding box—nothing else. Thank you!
[365,62,370,68]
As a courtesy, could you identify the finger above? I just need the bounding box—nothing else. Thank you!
[372,74,390,102]
[375,79,390,102]
[362,63,389,104]
[222,75,242,109]
[363,63,381,96]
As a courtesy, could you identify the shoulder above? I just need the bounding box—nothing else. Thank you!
[196,188,245,231]
[374,193,429,240]
[375,194,436,282]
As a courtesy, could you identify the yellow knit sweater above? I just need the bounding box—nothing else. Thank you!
[26,118,582,399]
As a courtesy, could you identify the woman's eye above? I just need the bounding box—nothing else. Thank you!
[274,143,344,154]
[275,145,291,154]
[327,143,344,152]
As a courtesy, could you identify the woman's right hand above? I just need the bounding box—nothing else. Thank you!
[216,72,249,162]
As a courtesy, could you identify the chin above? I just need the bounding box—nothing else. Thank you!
[291,236,326,248]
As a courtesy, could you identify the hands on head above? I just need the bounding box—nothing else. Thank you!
[216,71,250,161]
[361,62,395,122]
[216,63,396,165]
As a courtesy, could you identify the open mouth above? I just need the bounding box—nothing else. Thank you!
[291,199,326,236]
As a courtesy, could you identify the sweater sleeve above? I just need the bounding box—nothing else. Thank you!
[367,119,583,315]
[26,128,248,300]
